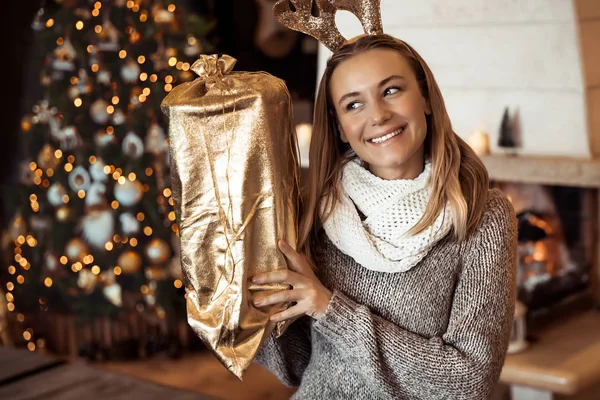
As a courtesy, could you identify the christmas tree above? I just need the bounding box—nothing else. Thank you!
[1,0,215,356]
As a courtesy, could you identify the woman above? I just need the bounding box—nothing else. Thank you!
[252,34,517,399]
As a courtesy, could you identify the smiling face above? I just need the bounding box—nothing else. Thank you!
[329,48,431,180]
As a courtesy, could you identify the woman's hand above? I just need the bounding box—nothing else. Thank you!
[252,240,332,322]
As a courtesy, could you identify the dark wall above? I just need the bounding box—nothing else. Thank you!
[0,1,43,225]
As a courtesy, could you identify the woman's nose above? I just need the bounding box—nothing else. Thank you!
[370,99,391,126]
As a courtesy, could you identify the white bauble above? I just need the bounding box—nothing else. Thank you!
[89,159,108,182]
[122,131,144,159]
[19,160,35,185]
[120,60,140,84]
[47,183,67,206]
[103,283,123,307]
[45,252,60,272]
[85,182,107,206]
[184,37,202,57]
[154,9,174,24]
[68,85,80,100]
[114,179,143,207]
[145,123,168,155]
[97,69,111,85]
[90,99,110,124]
[112,108,126,125]
[77,269,97,294]
[56,125,81,151]
[94,130,116,148]
[81,209,114,249]
[119,212,140,235]
[68,166,91,192]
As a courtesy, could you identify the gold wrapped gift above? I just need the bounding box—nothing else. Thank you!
[161,54,299,379]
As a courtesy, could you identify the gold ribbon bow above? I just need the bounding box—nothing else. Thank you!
[191,54,237,88]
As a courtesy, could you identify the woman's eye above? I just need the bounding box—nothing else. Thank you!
[345,101,360,111]
[384,86,402,96]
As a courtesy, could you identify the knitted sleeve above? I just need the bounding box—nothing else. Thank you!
[313,193,518,399]
[253,315,312,387]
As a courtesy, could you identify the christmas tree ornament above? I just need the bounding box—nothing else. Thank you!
[56,205,72,222]
[85,182,107,207]
[45,252,60,273]
[32,100,53,123]
[119,212,140,235]
[81,208,114,249]
[128,29,141,45]
[90,99,110,124]
[8,214,27,241]
[100,269,116,285]
[152,3,175,24]
[120,59,141,84]
[68,166,92,192]
[112,108,126,125]
[77,69,93,95]
[31,8,45,31]
[97,20,120,52]
[37,144,61,169]
[114,179,143,207]
[145,267,168,281]
[122,131,144,159]
[145,123,168,155]
[89,160,108,182]
[94,130,117,148]
[117,250,142,274]
[97,69,111,85]
[54,125,82,150]
[18,161,35,185]
[77,269,97,294]
[68,85,80,100]
[144,238,170,264]
[184,36,202,57]
[65,238,89,263]
[53,37,77,71]
[47,183,67,207]
[103,283,123,307]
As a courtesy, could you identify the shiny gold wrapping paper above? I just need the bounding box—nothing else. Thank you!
[161,54,299,379]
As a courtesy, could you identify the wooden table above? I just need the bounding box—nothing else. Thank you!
[0,346,218,399]
[500,309,600,399]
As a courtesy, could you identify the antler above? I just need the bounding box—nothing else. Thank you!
[332,0,383,35]
[273,0,346,52]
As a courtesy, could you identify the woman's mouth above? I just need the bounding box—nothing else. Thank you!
[368,125,406,144]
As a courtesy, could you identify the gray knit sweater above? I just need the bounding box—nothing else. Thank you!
[255,189,517,399]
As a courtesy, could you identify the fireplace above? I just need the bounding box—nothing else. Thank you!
[495,182,594,313]
[482,154,600,317]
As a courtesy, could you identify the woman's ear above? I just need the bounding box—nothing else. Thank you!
[338,125,348,143]
[425,99,432,116]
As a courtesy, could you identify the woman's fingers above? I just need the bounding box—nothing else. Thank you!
[252,268,300,285]
[254,288,305,307]
[278,240,310,275]
[270,305,304,322]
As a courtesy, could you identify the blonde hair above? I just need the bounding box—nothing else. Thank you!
[299,34,489,264]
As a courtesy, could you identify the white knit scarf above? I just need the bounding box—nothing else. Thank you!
[322,159,453,273]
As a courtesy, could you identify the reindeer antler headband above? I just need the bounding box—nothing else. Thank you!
[273,0,383,52]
